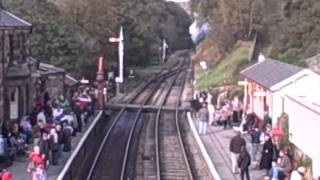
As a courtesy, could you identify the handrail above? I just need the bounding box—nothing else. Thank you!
[57,110,103,180]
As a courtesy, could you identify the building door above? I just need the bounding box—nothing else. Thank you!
[9,87,19,120]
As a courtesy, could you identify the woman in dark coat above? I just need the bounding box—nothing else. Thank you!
[238,146,251,180]
[259,135,273,171]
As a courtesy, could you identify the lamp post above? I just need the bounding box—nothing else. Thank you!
[96,57,105,110]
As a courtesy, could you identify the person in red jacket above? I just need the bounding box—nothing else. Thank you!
[27,145,46,180]
[0,169,13,180]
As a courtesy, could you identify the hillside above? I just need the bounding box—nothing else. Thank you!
[191,0,320,90]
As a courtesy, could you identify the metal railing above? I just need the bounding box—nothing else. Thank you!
[57,111,105,180]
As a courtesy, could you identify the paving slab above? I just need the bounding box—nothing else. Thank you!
[5,112,103,180]
[193,118,266,180]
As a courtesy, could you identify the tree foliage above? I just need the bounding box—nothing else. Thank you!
[191,0,264,47]
[58,0,193,67]
[4,0,100,78]
[4,0,193,78]
[271,0,320,64]
[192,0,320,65]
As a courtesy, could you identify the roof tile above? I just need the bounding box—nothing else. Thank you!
[241,59,303,88]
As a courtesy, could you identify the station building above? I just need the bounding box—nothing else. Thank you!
[0,10,34,123]
[240,56,320,178]
[0,10,78,125]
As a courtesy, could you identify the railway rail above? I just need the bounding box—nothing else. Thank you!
[155,70,193,180]
[86,59,188,180]
[58,57,186,180]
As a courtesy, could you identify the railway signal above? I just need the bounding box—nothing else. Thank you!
[109,27,124,95]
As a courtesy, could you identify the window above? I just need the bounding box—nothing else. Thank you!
[10,90,16,102]
[9,33,23,64]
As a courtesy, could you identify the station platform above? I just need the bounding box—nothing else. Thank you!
[6,117,95,180]
[187,112,266,180]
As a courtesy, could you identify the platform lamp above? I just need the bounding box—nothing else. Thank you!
[96,57,106,110]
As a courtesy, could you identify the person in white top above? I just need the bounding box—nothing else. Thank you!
[207,103,216,125]
[49,128,59,165]
[53,106,64,121]
[37,109,46,124]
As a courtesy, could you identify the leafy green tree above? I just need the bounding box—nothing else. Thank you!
[271,0,320,62]
[4,0,100,78]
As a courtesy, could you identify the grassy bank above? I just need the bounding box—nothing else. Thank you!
[196,46,249,90]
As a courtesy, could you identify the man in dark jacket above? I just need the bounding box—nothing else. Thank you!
[250,128,261,161]
[238,146,251,180]
[230,131,246,173]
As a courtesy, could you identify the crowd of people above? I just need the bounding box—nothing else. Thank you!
[1,86,96,180]
[192,90,307,180]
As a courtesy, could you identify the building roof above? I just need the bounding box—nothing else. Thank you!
[65,74,79,87]
[0,10,32,28]
[38,63,65,76]
[241,58,304,89]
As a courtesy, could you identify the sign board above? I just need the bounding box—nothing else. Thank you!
[109,37,120,43]
[200,61,207,70]
[253,91,266,96]
[10,103,18,119]
[238,81,249,86]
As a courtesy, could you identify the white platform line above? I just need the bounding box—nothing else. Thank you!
[187,112,221,180]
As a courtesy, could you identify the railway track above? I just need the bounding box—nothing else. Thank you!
[86,59,188,180]
[155,70,193,180]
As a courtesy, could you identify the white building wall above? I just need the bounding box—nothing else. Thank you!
[284,97,320,178]
[271,92,283,124]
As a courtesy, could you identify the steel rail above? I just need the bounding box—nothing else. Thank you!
[175,70,194,180]
[155,64,194,180]
[154,74,180,180]
[86,63,185,180]
[120,73,179,179]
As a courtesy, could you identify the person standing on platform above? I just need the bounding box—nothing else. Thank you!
[198,103,209,135]
[49,128,59,165]
[208,102,215,125]
[238,146,251,180]
[230,131,246,174]
[259,135,274,173]
[27,145,46,180]
[232,96,241,124]
[250,128,261,162]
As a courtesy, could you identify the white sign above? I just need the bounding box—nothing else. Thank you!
[200,61,207,70]
[10,103,18,119]
[253,91,266,96]
[109,37,120,43]
[238,81,249,86]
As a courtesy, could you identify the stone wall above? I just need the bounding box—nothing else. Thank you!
[0,28,33,123]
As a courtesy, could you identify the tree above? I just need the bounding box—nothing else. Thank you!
[4,0,100,78]
[271,0,320,63]
[191,0,265,52]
